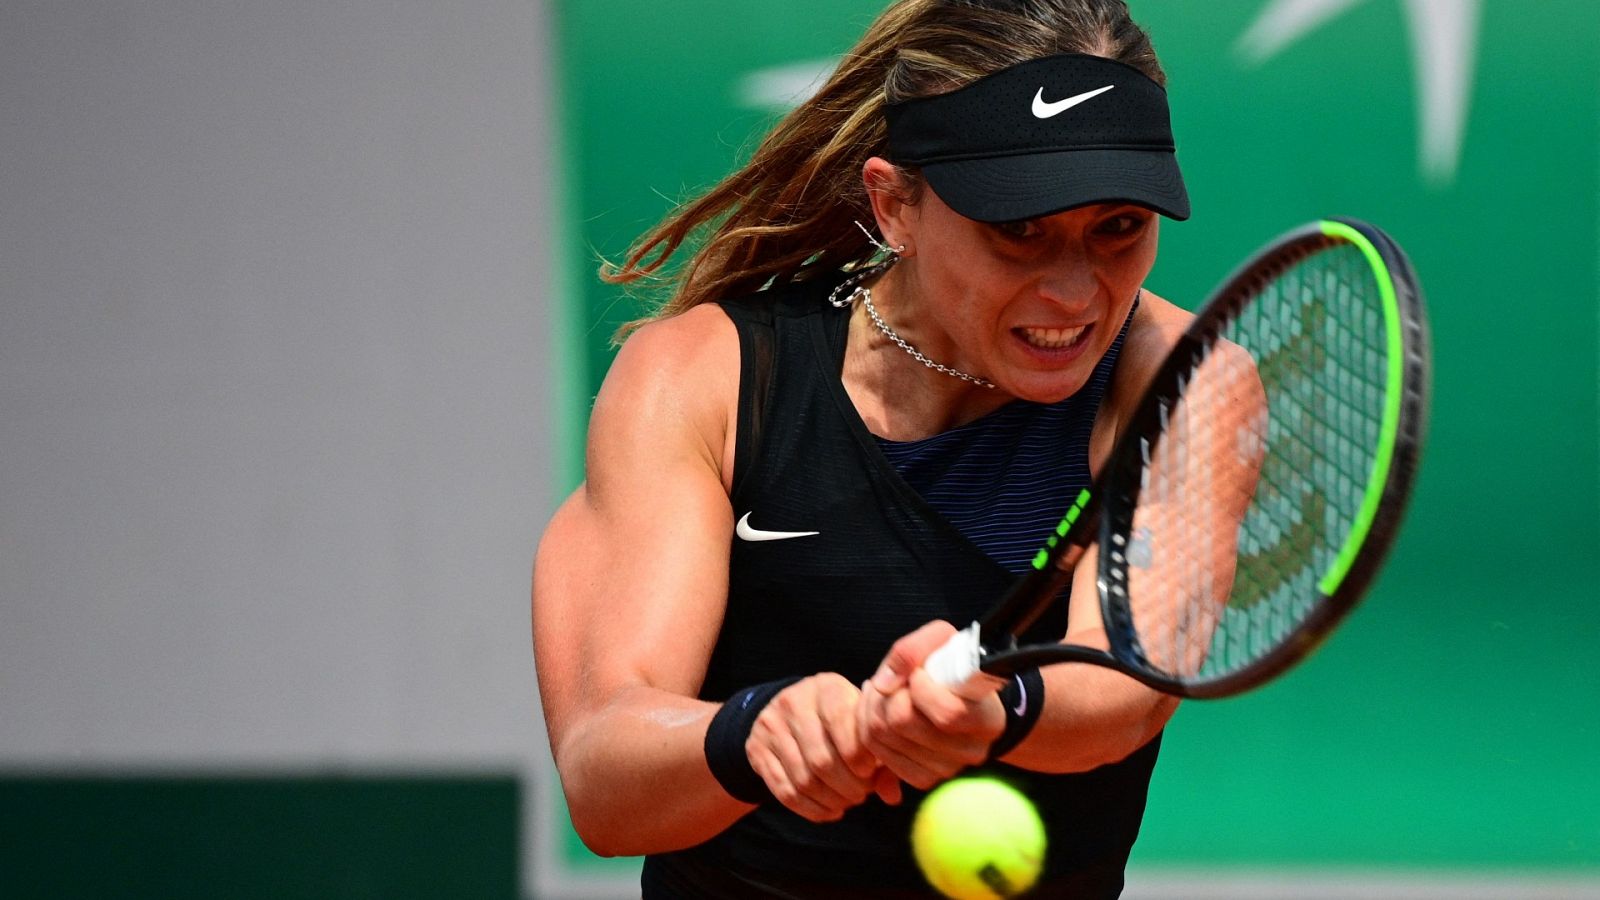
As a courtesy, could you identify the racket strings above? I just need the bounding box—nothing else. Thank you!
[1124,242,1392,681]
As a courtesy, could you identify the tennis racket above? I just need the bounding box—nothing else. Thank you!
[925,217,1429,699]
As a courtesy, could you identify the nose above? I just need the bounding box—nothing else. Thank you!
[1035,252,1099,311]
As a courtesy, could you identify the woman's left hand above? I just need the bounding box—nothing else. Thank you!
[856,620,1007,790]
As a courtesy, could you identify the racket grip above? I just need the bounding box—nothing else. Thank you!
[925,622,982,690]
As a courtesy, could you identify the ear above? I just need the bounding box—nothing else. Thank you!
[862,157,917,256]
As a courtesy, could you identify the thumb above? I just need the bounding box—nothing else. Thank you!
[871,620,960,693]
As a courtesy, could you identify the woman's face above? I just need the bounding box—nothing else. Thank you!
[885,181,1159,404]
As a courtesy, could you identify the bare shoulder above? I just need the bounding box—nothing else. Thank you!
[600,303,740,404]
[1107,290,1192,412]
[588,303,742,497]
[534,302,743,722]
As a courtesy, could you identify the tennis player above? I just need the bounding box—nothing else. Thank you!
[534,1,1195,895]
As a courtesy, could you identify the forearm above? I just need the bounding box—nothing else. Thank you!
[553,686,752,857]
[996,663,1178,773]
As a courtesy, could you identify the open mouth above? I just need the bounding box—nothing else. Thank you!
[1016,324,1094,352]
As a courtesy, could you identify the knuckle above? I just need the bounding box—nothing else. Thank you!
[887,703,918,731]
[925,704,963,732]
[844,754,876,779]
[802,747,834,773]
[753,707,780,731]
[769,690,796,714]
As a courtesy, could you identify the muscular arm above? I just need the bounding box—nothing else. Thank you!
[532,307,750,857]
[859,549,1171,783]
[863,292,1264,779]
[993,542,1180,773]
[1002,331,1267,773]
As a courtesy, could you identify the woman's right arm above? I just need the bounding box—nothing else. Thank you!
[531,306,886,857]
[532,306,752,857]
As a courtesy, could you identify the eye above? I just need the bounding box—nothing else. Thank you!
[1097,211,1152,237]
[993,219,1042,239]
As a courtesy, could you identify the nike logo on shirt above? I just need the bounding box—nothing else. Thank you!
[735,512,820,542]
[1031,83,1115,119]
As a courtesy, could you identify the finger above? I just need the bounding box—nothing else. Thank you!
[870,620,959,693]
[872,766,903,806]
[906,666,1005,748]
[787,702,872,806]
[864,730,944,790]
[806,675,880,798]
[753,703,858,819]
[821,687,879,782]
[858,680,946,790]
[747,738,840,822]
[877,683,986,782]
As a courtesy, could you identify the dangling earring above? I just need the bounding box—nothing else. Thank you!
[830,222,994,388]
[854,220,906,259]
[830,221,905,308]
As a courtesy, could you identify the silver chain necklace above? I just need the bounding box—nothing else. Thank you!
[828,263,996,390]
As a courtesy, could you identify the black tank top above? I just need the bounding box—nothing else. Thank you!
[641,277,1160,899]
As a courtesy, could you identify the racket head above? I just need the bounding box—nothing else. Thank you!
[1096,218,1430,697]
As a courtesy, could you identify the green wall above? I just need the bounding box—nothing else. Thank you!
[552,0,1600,888]
[0,776,520,899]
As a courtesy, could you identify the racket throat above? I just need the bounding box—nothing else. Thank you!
[978,542,1084,645]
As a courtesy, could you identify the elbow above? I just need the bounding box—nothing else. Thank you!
[549,752,625,857]
[1056,695,1179,773]
[1101,695,1179,766]
[548,734,620,857]
[567,807,628,859]
[556,770,633,859]
[553,745,666,859]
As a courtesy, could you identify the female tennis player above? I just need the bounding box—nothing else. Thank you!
[534,1,1197,895]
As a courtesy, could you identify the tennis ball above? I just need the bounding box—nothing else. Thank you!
[911,776,1046,899]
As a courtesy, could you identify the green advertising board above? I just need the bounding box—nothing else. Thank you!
[546,1,1599,894]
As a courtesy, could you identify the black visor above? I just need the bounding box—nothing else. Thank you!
[885,54,1189,222]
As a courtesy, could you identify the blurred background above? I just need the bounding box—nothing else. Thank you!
[2,1,1595,898]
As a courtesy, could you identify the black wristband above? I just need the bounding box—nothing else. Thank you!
[703,676,804,805]
[987,668,1046,761]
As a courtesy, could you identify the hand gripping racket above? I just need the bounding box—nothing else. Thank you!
[926,218,1430,699]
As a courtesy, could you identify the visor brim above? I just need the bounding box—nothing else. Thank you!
[921,148,1190,223]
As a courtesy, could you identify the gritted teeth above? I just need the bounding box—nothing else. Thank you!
[1019,324,1088,349]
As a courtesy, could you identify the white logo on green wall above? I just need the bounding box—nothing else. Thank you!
[739,0,1482,187]
[1238,0,1483,184]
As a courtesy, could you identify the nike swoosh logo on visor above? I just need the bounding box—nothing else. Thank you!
[735,512,819,542]
[1031,83,1115,119]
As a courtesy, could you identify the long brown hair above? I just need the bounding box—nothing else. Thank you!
[605,0,1166,337]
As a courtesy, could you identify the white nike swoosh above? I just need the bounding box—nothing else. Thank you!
[735,512,820,542]
[1031,83,1115,119]
[1011,675,1028,716]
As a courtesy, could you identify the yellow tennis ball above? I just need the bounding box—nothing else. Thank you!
[911,776,1046,899]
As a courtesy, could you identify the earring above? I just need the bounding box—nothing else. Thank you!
[854,220,906,258]
[832,220,904,308]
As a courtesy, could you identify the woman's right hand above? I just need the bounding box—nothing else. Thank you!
[747,673,903,822]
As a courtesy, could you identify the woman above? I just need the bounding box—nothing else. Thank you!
[534,1,1195,895]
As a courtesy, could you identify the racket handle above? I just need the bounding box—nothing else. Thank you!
[925,622,983,690]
